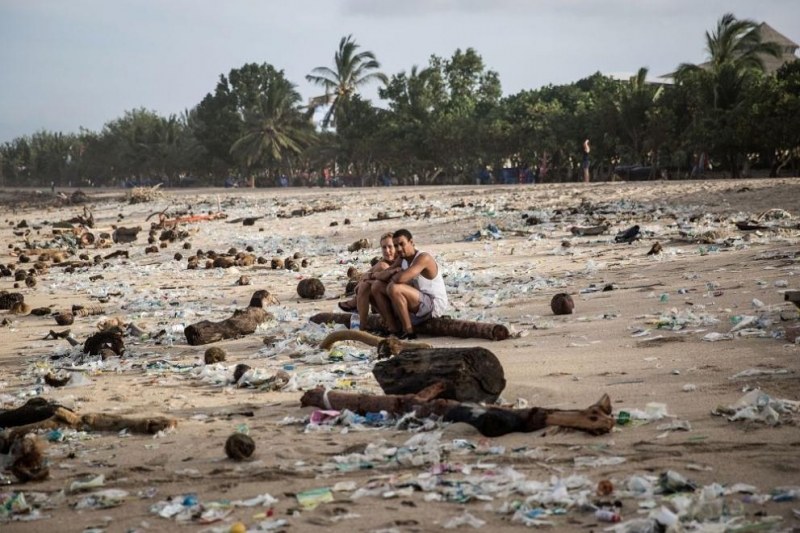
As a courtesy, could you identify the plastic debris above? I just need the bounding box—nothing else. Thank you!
[443,510,486,528]
[464,224,503,242]
[713,389,799,425]
[296,487,333,510]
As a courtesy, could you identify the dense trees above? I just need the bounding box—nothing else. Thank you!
[675,13,783,178]
[2,15,799,188]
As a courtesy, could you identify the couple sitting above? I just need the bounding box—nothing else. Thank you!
[339,229,448,340]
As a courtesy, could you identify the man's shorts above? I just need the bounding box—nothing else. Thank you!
[412,292,435,325]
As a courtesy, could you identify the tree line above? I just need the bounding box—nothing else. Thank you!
[1,13,799,188]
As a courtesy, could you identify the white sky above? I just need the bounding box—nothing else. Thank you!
[1,0,798,142]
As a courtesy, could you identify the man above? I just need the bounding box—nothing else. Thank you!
[370,229,448,340]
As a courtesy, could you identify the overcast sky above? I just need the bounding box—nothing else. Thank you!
[1,0,798,143]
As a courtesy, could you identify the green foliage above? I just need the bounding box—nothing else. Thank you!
[306,35,388,128]
[674,13,785,177]
[2,21,798,187]
[229,68,315,176]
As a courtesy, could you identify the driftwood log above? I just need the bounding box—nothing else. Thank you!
[319,329,432,358]
[300,384,614,437]
[786,291,800,310]
[0,397,176,452]
[310,313,510,341]
[373,347,505,403]
[184,290,275,346]
[83,327,125,356]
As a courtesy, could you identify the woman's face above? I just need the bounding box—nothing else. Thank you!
[380,237,396,261]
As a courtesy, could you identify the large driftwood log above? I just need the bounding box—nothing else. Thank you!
[373,347,505,403]
[0,398,176,452]
[184,290,274,346]
[309,313,510,341]
[786,290,800,309]
[300,385,614,437]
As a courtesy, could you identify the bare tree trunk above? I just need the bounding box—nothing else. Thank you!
[300,386,615,437]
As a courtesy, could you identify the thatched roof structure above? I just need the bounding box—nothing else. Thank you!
[695,22,798,75]
[660,21,798,80]
[752,22,799,74]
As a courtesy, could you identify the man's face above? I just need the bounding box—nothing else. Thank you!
[393,235,414,259]
[380,237,396,261]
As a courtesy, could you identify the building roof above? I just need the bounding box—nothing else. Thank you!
[757,22,798,50]
[660,21,799,80]
[755,22,799,74]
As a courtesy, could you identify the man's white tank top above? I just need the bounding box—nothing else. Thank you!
[402,250,449,317]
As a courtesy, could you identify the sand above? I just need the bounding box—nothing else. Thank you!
[1,179,799,532]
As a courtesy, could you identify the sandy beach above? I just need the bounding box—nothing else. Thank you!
[1,178,799,532]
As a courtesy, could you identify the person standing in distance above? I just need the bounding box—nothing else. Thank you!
[582,139,591,183]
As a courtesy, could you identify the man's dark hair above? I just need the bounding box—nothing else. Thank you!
[393,229,413,241]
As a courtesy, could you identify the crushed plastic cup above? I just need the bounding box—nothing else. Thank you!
[296,487,333,510]
[645,402,668,420]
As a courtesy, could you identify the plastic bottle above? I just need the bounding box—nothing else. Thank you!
[595,509,621,522]
[772,489,798,502]
[350,313,360,331]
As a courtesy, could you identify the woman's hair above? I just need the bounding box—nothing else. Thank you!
[380,232,394,241]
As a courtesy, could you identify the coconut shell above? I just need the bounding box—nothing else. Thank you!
[54,312,74,325]
[297,278,325,299]
[204,346,227,364]
[550,293,575,315]
[225,433,255,461]
[345,279,359,296]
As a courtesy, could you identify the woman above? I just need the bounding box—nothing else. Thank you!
[338,232,395,313]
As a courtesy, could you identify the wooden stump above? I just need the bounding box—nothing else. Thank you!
[372,347,506,403]
[184,290,275,346]
[309,312,510,341]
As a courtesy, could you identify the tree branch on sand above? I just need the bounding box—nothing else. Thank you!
[300,385,615,437]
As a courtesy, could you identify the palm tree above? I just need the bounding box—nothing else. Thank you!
[676,13,781,109]
[674,13,781,177]
[230,79,315,174]
[614,67,663,164]
[306,34,388,128]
